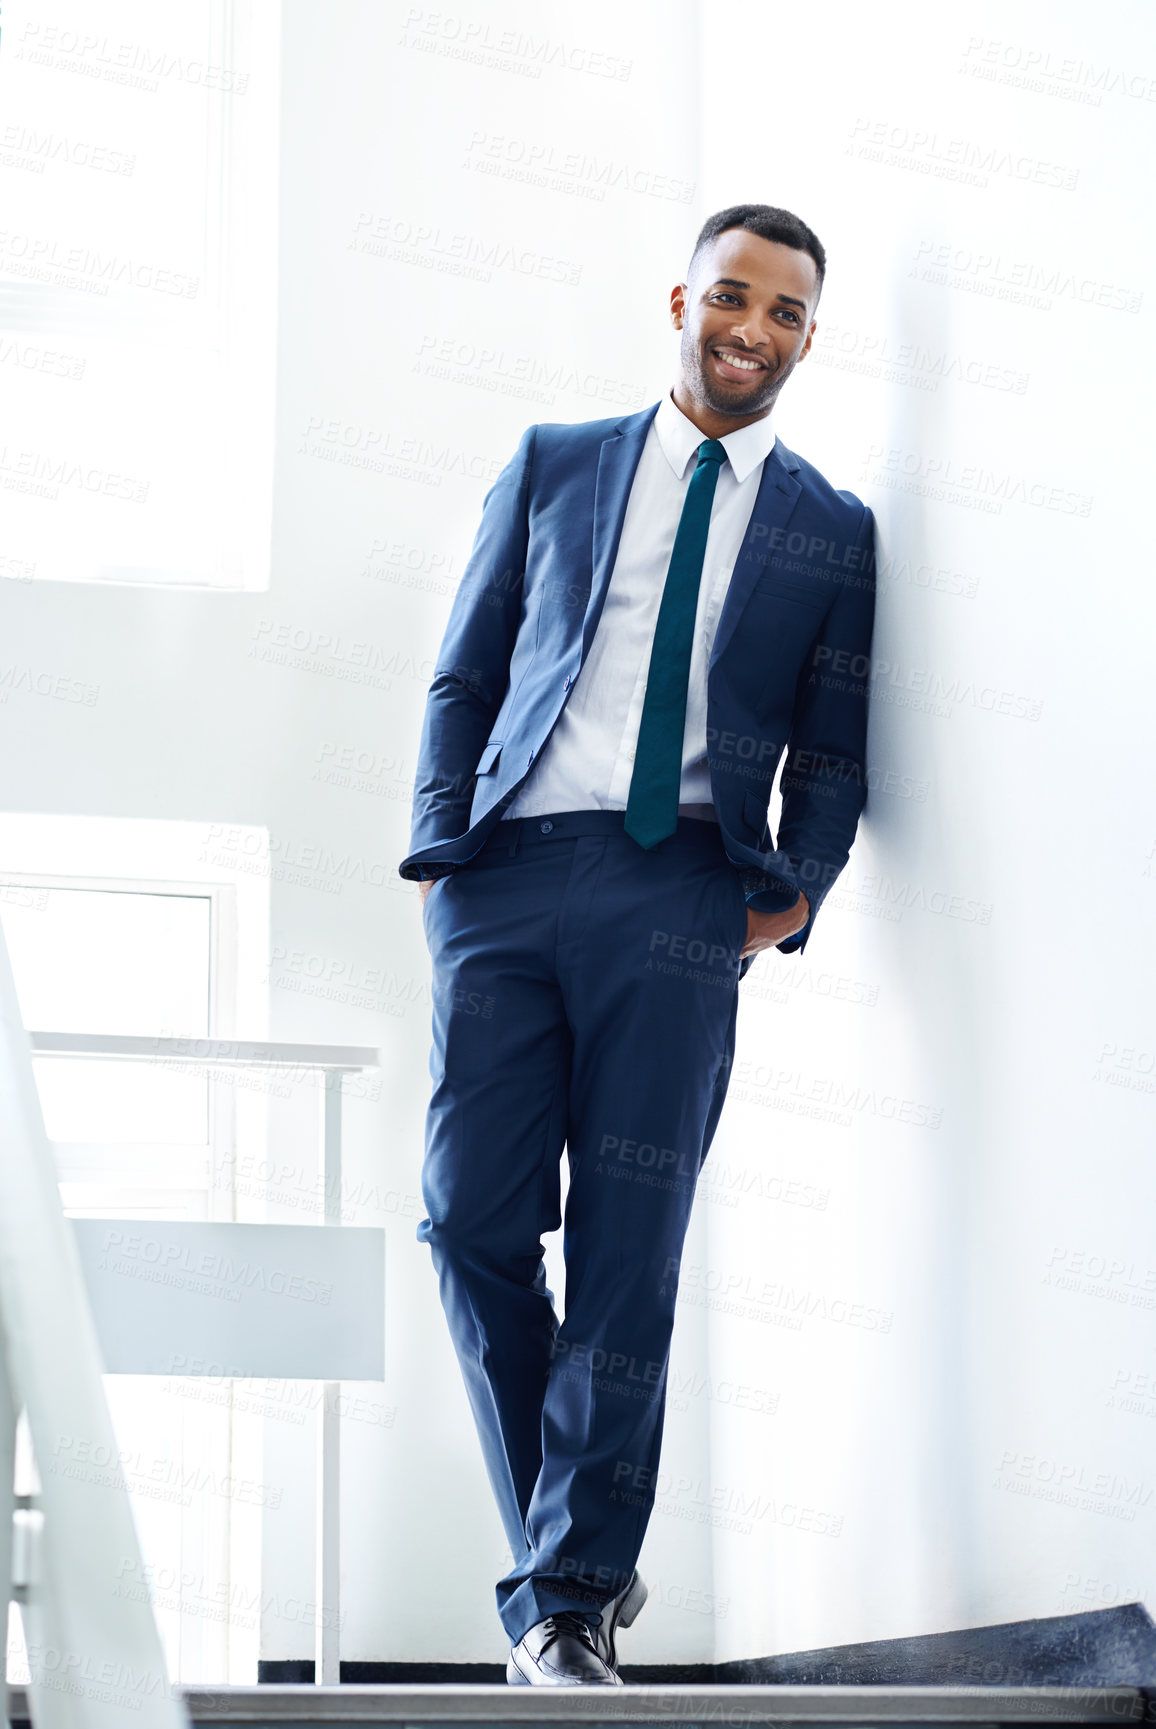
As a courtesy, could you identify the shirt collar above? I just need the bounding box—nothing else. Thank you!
[654,388,777,486]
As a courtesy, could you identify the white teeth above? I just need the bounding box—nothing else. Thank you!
[717,350,761,371]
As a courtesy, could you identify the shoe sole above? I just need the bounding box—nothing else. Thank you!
[506,1656,620,1686]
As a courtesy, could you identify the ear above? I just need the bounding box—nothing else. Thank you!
[670,281,688,329]
[798,318,816,362]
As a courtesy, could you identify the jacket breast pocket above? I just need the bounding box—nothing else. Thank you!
[752,576,830,610]
[474,741,503,777]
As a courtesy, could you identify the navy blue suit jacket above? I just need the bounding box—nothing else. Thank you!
[399,400,876,956]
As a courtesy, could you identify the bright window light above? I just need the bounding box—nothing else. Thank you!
[0,0,280,588]
[2,885,213,1142]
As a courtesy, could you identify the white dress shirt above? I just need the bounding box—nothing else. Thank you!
[502,389,777,822]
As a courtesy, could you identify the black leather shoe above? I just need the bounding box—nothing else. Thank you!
[507,1610,623,1685]
[592,1570,648,1669]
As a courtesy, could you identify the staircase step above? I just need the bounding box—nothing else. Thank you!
[8,1605,1151,1724]
[10,1680,1149,1726]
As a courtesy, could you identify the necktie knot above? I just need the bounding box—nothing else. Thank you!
[695,439,727,470]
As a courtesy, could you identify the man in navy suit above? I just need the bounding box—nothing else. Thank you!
[400,204,876,1684]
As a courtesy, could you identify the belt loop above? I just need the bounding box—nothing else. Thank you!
[506,817,521,857]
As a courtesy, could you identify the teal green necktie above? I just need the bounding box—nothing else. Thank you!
[624,438,727,850]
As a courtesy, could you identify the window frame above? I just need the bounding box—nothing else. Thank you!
[0,870,240,1222]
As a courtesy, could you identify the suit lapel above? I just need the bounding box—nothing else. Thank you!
[709,439,803,669]
[581,409,804,671]
[583,403,660,658]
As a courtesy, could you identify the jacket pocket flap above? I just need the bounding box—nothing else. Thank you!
[475,741,503,776]
[753,574,830,607]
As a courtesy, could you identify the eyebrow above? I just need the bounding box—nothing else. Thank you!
[710,277,809,312]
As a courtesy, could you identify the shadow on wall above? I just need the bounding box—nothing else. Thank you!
[856,220,989,1621]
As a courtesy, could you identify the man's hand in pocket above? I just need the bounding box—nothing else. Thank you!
[741,891,809,956]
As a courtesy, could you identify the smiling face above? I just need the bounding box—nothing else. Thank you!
[670,228,820,434]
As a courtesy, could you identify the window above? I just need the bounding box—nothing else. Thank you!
[0,813,270,1683]
[5,882,220,1206]
[0,0,280,588]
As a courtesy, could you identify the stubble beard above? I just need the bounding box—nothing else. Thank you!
[682,329,786,420]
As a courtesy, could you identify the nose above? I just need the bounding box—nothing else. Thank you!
[729,310,772,351]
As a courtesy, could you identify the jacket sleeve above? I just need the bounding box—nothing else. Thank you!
[400,424,537,879]
[774,502,877,954]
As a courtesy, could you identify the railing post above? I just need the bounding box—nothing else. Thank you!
[316,1073,343,1684]
[0,1335,15,1728]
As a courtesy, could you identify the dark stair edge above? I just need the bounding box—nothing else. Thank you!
[258,1601,1156,1689]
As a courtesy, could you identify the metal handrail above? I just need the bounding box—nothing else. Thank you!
[24,1025,383,1689]
[28,1032,378,1070]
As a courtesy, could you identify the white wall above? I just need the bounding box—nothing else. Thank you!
[697,0,1156,1664]
[1,0,1153,1671]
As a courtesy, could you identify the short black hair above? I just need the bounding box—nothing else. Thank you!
[688,203,826,300]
